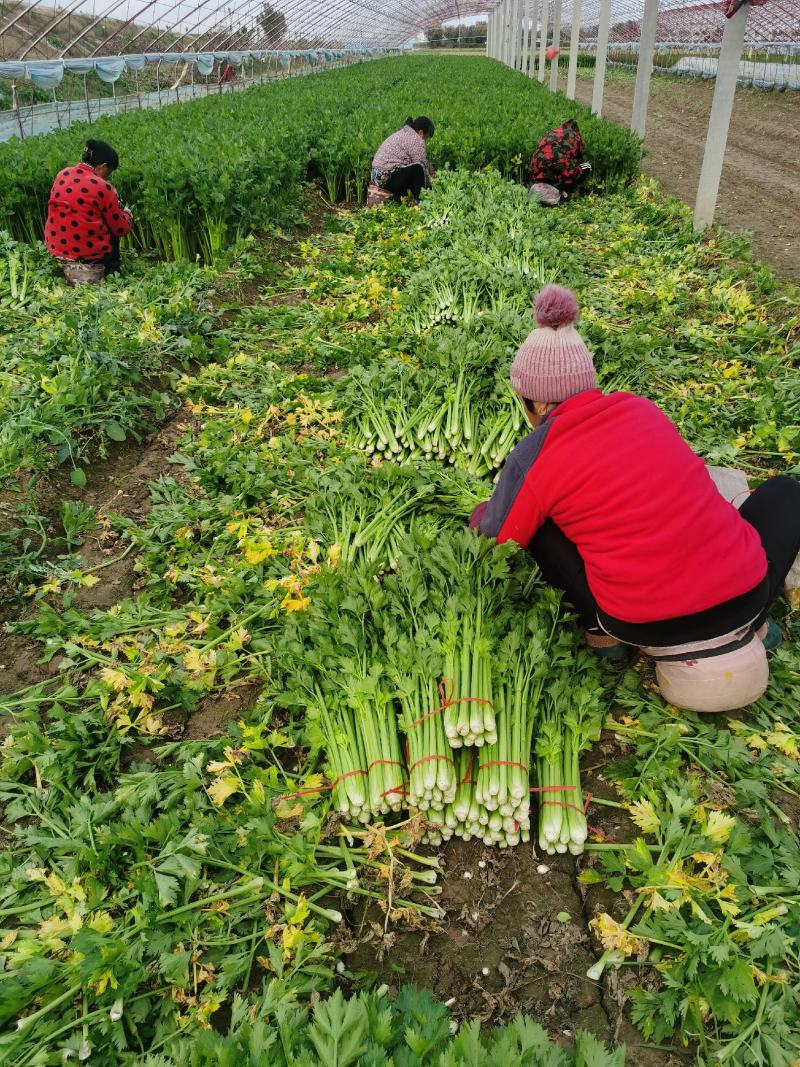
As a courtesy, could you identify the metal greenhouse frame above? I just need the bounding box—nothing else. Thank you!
[1,1,798,224]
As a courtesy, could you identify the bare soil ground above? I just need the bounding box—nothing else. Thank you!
[340,742,686,1064]
[574,70,800,286]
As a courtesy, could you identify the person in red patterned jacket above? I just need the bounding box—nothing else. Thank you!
[530,120,590,201]
[45,140,133,284]
[469,284,800,713]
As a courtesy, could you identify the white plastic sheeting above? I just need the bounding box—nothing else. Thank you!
[0,46,376,87]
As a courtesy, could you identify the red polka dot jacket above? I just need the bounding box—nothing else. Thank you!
[45,163,133,262]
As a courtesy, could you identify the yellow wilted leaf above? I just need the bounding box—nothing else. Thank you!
[766,725,798,760]
[128,690,154,711]
[281,924,303,958]
[718,894,741,919]
[628,799,660,835]
[645,890,673,912]
[100,667,131,692]
[92,969,119,996]
[44,872,68,897]
[704,810,736,844]
[745,733,768,752]
[753,966,789,987]
[281,594,311,613]
[589,912,647,958]
[207,776,240,807]
[274,800,303,821]
[78,574,101,588]
[288,896,310,926]
[245,541,275,565]
[184,648,215,673]
[89,911,114,934]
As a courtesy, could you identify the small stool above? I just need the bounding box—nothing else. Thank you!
[366,183,393,208]
[640,626,768,713]
[529,182,562,207]
[59,259,106,286]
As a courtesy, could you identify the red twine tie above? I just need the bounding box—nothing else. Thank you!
[479,760,529,774]
[530,786,618,843]
[408,678,493,731]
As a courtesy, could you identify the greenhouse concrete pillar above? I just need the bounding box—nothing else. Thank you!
[566,0,582,99]
[520,0,530,71]
[528,0,540,76]
[591,0,611,115]
[631,0,659,137]
[514,0,524,70]
[549,0,562,92]
[503,0,512,65]
[488,12,495,57]
[520,0,526,69]
[510,0,520,69]
[522,0,533,74]
[537,0,549,81]
[694,2,748,229]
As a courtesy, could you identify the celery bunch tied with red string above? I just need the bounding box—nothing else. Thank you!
[536,649,604,855]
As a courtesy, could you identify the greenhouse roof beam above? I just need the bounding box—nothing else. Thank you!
[62,0,146,58]
[0,0,50,49]
[213,0,362,52]
[142,0,234,52]
[201,0,418,52]
[20,0,98,59]
[199,0,368,51]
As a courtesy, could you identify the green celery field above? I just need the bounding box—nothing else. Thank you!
[1,54,800,1067]
[0,56,640,261]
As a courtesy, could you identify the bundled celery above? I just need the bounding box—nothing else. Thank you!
[392,530,515,749]
[285,533,598,852]
[283,571,407,822]
[306,457,483,572]
[339,353,525,477]
[535,650,604,855]
[396,671,458,813]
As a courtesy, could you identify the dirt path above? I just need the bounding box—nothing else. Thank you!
[574,71,800,285]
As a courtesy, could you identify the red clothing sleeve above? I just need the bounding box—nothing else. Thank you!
[479,447,548,547]
[101,182,133,238]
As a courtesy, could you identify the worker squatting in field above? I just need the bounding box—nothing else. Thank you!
[471,284,800,714]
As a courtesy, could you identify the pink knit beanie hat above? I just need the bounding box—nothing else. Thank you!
[510,284,597,402]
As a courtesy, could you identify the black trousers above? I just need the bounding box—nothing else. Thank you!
[383,164,429,203]
[102,235,121,276]
[533,167,588,196]
[529,475,800,647]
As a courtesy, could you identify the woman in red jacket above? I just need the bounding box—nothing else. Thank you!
[472,285,800,713]
[530,120,590,202]
[45,140,133,285]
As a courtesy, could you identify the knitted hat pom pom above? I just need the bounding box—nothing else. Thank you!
[535,284,580,329]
